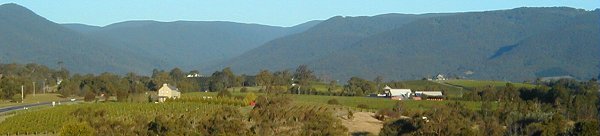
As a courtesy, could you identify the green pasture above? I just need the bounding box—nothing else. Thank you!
[183,92,490,111]
[440,80,536,90]
[0,93,71,108]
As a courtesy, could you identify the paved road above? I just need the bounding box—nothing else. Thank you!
[0,100,76,114]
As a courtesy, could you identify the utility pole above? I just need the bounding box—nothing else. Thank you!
[33,82,36,96]
[42,80,45,94]
[21,85,24,103]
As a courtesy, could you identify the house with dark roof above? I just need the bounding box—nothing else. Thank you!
[158,83,181,102]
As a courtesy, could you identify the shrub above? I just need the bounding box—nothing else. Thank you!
[234,96,244,100]
[327,99,340,105]
[375,108,400,121]
[11,94,21,102]
[380,118,418,136]
[59,121,95,136]
[357,104,369,109]
[347,110,354,120]
[84,91,96,102]
[244,92,257,102]
[571,120,600,135]
[240,87,248,93]
[217,90,232,98]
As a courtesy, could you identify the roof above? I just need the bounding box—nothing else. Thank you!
[389,89,412,96]
[415,91,443,97]
[162,83,179,91]
[383,85,392,90]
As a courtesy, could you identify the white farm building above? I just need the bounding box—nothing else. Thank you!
[158,83,181,102]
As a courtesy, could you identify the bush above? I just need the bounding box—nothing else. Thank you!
[240,87,248,93]
[234,96,244,100]
[379,118,418,136]
[347,110,354,120]
[11,94,21,102]
[217,90,232,98]
[375,108,400,121]
[244,92,257,102]
[327,99,340,105]
[357,104,369,109]
[84,92,96,102]
[571,120,600,135]
[59,121,95,136]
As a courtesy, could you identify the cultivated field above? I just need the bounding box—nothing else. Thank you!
[0,102,237,135]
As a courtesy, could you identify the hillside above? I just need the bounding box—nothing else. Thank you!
[221,7,599,81]
[68,20,321,71]
[1,3,597,81]
[0,3,157,74]
[314,7,598,81]
[485,10,600,80]
[0,3,320,74]
[212,13,449,73]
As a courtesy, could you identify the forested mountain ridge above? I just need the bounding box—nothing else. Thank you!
[0,3,319,74]
[0,3,157,74]
[221,7,599,81]
[66,20,321,71]
[485,10,600,80]
[214,13,451,73]
[1,3,597,82]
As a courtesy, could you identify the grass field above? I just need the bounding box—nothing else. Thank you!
[0,93,71,108]
[226,86,263,93]
[183,92,490,111]
[440,80,536,91]
[310,81,343,92]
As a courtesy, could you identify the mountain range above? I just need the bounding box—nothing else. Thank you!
[0,3,598,81]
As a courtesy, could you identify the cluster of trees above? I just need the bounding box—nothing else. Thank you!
[0,62,207,102]
[4,62,430,102]
[252,65,318,94]
[0,63,67,101]
[380,79,600,135]
[1,62,337,102]
[57,67,205,102]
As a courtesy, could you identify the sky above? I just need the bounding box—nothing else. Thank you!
[0,0,598,27]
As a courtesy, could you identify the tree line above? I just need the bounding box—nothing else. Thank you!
[1,62,458,103]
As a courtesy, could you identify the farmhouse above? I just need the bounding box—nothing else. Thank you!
[414,91,444,101]
[383,85,412,100]
[158,83,181,102]
[186,73,203,78]
[434,74,446,81]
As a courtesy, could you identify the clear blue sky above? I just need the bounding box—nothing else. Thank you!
[1,0,598,27]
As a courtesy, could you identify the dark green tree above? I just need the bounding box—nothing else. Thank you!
[293,65,316,92]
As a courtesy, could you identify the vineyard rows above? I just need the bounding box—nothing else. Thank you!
[0,102,233,135]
